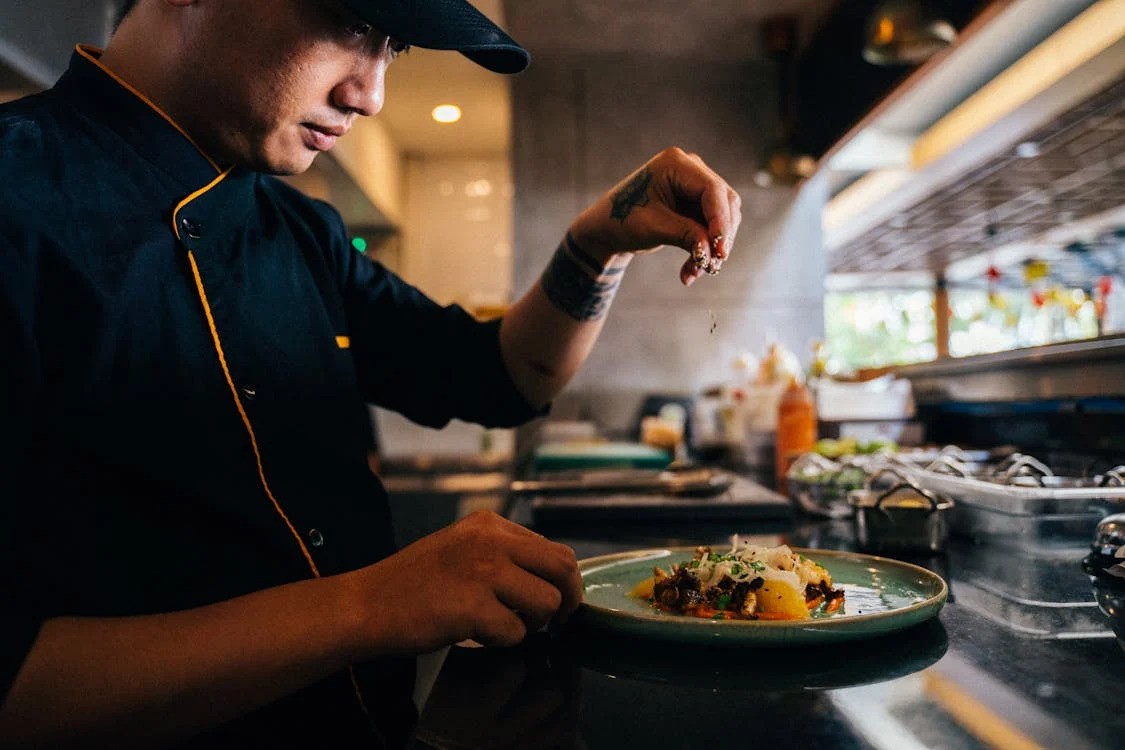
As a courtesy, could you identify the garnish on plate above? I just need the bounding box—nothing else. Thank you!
[630,539,845,621]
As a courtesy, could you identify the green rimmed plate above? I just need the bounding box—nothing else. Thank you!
[575,547,947,645]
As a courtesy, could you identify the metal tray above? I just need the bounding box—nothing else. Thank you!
[904,468,1125,548]
[947,539,1112,638]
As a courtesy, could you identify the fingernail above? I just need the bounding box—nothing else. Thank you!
[711,233,725,258]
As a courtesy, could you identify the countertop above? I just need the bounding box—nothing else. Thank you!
[413,506,1124,749]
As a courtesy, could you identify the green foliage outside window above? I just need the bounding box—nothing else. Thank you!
[825,285,1106,372]
[823,290,936,372]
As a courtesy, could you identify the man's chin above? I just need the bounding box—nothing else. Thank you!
[260,151,320,176]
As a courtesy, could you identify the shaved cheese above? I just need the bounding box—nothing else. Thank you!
[677,540,833,597]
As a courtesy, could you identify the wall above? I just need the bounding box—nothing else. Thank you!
[0,0,117,85]
[511,52,827,432]
[400,156,513,312]
[369,155,516,457]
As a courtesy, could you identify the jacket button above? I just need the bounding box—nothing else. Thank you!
[308,529,325,548]
[180,217,203,239]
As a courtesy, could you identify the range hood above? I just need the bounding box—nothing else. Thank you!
[816,0,1123,275]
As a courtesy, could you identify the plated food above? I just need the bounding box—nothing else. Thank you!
[578,547,948,645]
[630,541,845,621]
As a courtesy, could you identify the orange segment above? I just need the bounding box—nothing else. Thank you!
[629,576,655,599]
[756,580,810,619]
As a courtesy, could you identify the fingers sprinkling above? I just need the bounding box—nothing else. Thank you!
[711,232,725,259]
[692,241,708,270]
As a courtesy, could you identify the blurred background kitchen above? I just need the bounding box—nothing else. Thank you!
[4,0,1122,541]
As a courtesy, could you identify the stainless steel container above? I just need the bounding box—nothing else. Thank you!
[849,474,953,553]
[904,461,1125,551]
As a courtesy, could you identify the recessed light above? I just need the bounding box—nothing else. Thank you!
[431,104,462,124]
[464,179,493,198]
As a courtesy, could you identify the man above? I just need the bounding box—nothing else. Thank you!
[0,0,740,746]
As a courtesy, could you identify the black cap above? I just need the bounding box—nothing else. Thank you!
[339,0,529,74]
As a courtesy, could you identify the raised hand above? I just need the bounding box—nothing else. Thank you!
[567,147,742,286]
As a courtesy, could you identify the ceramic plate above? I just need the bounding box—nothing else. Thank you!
[575,547,947,645]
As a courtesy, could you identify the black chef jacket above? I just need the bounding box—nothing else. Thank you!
[0,46,541,748]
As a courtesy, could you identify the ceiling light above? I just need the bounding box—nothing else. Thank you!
[431,104,462,124]
[464,179,493,198]
[863,0,956,66]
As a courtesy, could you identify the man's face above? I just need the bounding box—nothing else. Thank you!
[179,0,408,174]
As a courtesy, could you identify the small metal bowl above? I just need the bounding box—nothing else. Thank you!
[849,482,954,554]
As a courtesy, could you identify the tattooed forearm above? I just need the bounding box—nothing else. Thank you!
[610,168,652,222]
[540,235,624,321]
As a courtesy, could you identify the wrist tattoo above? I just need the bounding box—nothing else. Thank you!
[610,168,652,222]
[540,235,623,321]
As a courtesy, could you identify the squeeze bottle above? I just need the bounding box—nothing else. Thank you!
[775,376,817,493]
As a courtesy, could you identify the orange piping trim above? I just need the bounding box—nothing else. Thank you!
[188,251,382,724]
[186,251,321,578]
[172,169,233,239]
[176,138,375,729]
[172,169,232,237]
[190,250,377,723]
[75,44,222,174]
[335,336,351,349]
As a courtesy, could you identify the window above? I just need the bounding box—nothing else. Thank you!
[824,289,936,372]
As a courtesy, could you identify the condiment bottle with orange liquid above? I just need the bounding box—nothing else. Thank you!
[775,375,817,494]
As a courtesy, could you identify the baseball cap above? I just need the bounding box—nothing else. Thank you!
[339,0,530,74]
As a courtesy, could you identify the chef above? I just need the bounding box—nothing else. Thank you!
[0,0,741,745]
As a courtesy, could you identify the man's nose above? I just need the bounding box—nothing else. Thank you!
[332,56,387,117]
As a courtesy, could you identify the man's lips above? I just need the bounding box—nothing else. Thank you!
[302,123,346,151]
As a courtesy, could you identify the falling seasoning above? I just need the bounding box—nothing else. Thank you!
[709,308,718,334]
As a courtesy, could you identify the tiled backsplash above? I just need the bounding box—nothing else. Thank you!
[511,52,827,434]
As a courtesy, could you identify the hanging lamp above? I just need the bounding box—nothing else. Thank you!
[863,0,957,65]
